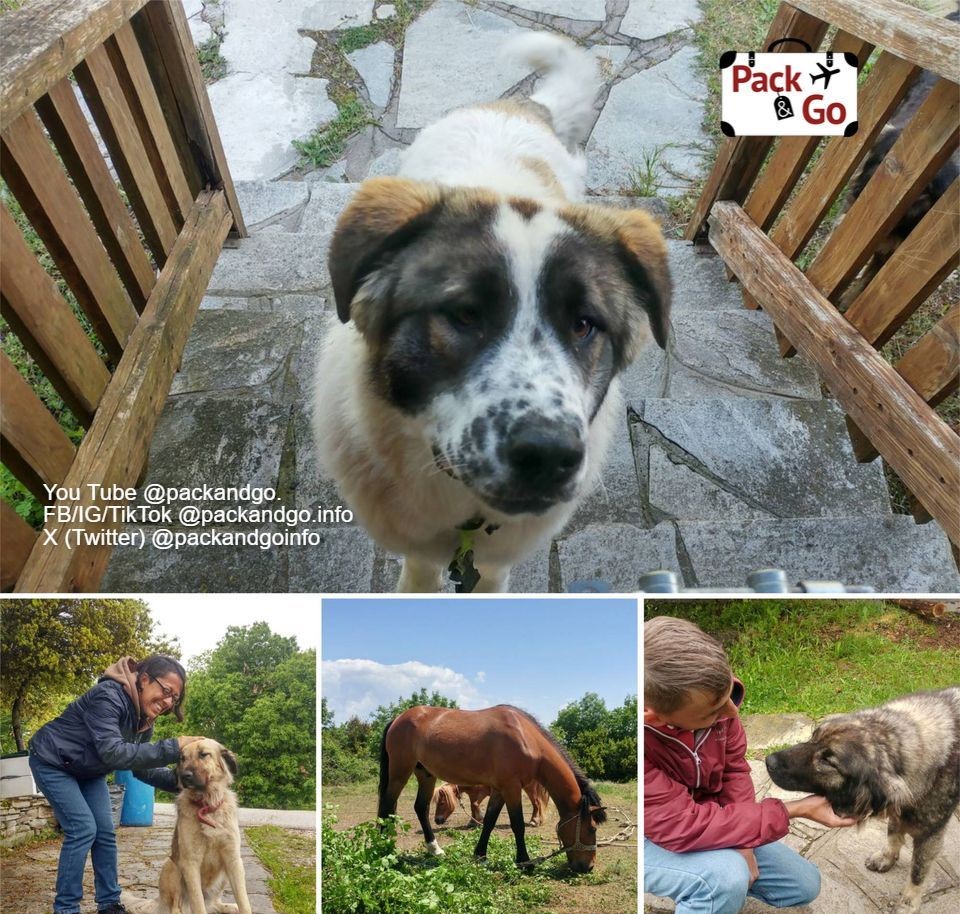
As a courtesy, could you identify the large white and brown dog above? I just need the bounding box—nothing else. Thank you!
[314,34,671,592]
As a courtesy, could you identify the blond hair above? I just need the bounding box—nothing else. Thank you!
[644,616,732,713]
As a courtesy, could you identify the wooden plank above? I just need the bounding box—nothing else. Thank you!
[709,200,959,545]
[0,205,111,424]
[805,78,959,300]
[35,78,155,310]
[15,190,234,593]
[0,353,76,501]
[849,304,960,461]
[789,0,960,84]
[0,0,149,133]
[767,51,919,260]
[685,3,829,241]
[107,23,193,222]
[1,108,138,362]
[844,176,960,346]
[743,33,874,234]
[135,2,247,238]
[75,43,178,264]
[1,501,38,592]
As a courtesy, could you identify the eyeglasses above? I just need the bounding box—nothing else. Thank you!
[150,676,181,705]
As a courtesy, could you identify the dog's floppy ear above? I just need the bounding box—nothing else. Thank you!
[611,209,672,352]
[559,203,672,359]
[220,747,239,776]
[328,177,444,325]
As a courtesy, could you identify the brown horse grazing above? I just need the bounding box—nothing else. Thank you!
[378,704,606,871]
[434,781,550,827]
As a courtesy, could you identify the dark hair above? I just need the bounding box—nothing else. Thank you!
[136,655,187,722]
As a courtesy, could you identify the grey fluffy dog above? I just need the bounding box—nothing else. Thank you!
[765,687,960,914]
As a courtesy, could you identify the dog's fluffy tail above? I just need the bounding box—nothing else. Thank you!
[504,32,600,148]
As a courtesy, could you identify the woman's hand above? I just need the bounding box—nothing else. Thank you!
[177,735,204,750]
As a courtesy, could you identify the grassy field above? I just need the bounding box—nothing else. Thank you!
[322,777,637,914]
[645,600,960,718]
[244,826,316,914]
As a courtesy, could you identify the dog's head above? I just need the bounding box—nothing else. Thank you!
[328,177,671,516]
[765,717,912,819]
[177,738,238,791]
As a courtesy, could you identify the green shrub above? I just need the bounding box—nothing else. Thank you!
[321,811,552,914]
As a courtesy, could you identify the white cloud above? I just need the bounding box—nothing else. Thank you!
[322,658,485,722]
[476,671,486,683]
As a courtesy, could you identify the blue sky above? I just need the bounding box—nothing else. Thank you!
[322,598,638,727]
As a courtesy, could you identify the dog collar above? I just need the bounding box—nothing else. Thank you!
[447,516,499,593]
[189,794,221,828]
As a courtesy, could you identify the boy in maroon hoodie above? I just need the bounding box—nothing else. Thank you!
[644,616,856,913]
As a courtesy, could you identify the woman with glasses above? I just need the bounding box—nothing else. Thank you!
[28,655,202,914]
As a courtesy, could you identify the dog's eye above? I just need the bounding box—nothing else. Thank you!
[572,317,597,342]
[199,751,209,758]
[445,308,482,331]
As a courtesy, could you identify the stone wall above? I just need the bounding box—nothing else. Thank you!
[0,795,57,847]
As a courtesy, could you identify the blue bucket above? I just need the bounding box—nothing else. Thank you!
[114,770,154,826]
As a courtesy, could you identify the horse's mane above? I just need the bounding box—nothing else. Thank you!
[507,706,607,824]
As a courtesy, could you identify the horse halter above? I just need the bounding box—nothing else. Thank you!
[555,809,597,854]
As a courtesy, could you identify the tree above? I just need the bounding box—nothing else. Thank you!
[234,650,316,808]
[551,693,638,782]
[0,599,166,751]
[160,624,316,809]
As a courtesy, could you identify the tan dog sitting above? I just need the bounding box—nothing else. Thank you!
[434,781,549,827]
[122,739,251,914]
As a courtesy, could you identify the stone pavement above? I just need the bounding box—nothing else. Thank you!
[101,0,960,592]
[0,813,313,914]
[645,713,960,914]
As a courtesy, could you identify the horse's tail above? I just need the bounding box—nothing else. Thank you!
[376,719,394,821]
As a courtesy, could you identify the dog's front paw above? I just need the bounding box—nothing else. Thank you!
[892,895,922,914]
[865,850,898,872]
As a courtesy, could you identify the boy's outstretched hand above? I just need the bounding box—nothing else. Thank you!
[785,794,859,827]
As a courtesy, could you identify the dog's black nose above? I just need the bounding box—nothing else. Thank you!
[765,754,780,773]
[503,420,584,492]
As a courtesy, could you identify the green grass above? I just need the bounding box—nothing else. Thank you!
[626,147,667,197]
[337,0,433,52]
[197,35,227,83]
[322,811,552,914]
[645,600,960,718]
[245,825,316,914]
[294,97,374,168]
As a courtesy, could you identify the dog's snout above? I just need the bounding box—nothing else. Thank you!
[503,420,584,491]
[765,754,780,773]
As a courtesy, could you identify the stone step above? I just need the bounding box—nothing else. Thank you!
[625,309,822,400]
[557,517,960,593]
[630,398,891,521]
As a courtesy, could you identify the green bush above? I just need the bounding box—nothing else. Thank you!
[321,811,552,914]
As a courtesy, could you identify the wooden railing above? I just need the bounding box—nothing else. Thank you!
[688,0,959,547]
[1,0,246,591]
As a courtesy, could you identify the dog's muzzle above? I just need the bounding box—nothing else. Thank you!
[487,417,584,512]
[178,767,204,790]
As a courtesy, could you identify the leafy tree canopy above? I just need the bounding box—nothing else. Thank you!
[0,598,176,752]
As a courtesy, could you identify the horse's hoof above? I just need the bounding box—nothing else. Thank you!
[426,839,444,856]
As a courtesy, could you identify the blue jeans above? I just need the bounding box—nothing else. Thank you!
[645,837,821,914]
[29,754,120,914]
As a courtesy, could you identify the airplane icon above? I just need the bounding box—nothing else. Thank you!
[810,61,840,90]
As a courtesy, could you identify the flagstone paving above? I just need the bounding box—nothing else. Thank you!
[100,0,959,593]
